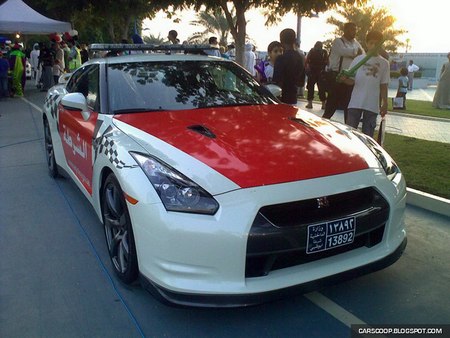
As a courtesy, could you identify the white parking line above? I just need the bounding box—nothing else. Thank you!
[305,291,367,327]
[21,97,43,113]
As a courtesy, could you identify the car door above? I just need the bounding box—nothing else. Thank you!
[59,65,100,195]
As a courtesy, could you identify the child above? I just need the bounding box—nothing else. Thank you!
[52,59,64,85]
[255,41,283,83]
[343,30,390,137]
[394,67,408,109]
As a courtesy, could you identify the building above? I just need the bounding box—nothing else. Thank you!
[389,53,448,88]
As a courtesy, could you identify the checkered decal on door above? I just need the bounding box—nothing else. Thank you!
[45,94,60,119]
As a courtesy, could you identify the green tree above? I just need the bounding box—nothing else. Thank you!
[26,0,159,42]
[89,0,155,42]
[70,3,110,43]
[326,2,407,53]
[188,8,235,46]
[22,0,86,22]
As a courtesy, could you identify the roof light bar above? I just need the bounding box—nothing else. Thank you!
[89,43,218,52]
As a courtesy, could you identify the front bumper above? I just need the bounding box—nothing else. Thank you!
[127,168,406,306]
[141,237,407,307]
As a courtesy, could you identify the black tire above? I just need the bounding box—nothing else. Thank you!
[43,119,59,178]
[102,173,139,284]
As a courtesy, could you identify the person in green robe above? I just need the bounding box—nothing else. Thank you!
[8,43,26,96]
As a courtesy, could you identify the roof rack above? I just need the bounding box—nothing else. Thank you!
[89,43,218,52]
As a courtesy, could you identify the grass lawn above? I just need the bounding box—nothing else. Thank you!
[383,133,450,199]
[306,90,449,197]
[388,99,450,119]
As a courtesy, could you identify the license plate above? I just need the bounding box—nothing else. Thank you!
[306,217,356,254]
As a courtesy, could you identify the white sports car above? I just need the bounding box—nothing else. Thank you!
[43,44,407,307]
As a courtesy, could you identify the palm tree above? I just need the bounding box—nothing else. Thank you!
[326,3,407,53]
[143,33,165,45]
[188,8,235,46]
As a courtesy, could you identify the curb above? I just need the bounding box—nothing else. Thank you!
[406,188,450,218]
[298,98,450,123]
[388,111,450,123]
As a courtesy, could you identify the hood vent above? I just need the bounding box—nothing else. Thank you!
[289,117,312,128]
[187,124,216,139]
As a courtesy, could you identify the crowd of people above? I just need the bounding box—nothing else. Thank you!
[1,24,449,126]
[248,24,449,136]
[158,25,405,137]
[247,23,389,137]
[0,30,84,98]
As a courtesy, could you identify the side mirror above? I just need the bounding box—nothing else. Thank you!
[61,93,91,121]
[58,73,72,84]
[264,84,282,98]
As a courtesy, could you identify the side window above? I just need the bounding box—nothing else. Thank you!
[66,65,100,111]
[86,66,99,111]
[66,66,87,93]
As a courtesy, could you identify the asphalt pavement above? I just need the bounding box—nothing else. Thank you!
[1,84,449,337]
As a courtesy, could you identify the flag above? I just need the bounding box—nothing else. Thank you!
[377,117,386,147]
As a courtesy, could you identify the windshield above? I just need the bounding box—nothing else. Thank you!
[107,61,277,113]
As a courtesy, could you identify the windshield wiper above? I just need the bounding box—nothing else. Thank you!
[215,103,258,108]
[113,107,166,114]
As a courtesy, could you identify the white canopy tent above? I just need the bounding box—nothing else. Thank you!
[0,0,71,34]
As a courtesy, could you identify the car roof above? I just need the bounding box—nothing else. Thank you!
[86,43,229,66]
[96,53,227,65]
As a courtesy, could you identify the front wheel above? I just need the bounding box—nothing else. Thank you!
[102,174,139,284]
[43,119,59,178]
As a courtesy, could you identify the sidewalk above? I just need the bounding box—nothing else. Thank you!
[297,92,450,144]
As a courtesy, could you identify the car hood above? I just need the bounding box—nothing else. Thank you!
[114,104,369,188]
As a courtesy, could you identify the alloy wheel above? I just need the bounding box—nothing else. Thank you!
[44,120,58,177]
[102,174,138,283]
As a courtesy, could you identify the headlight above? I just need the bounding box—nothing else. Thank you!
[130,152,219,215]
[353,131,399,180]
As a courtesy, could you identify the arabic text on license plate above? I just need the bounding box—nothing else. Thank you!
[306,217,356,254]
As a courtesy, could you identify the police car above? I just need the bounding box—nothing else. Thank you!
[42,44,407,307]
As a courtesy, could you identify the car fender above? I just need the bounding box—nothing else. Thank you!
[90,118,164,222]
[112,118,240,196]
[42,86,69,175]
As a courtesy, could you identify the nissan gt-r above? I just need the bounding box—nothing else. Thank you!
[42,44,407,307]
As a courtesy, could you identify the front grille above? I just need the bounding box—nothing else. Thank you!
[245,187,389,277]
[259,188,380,228]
